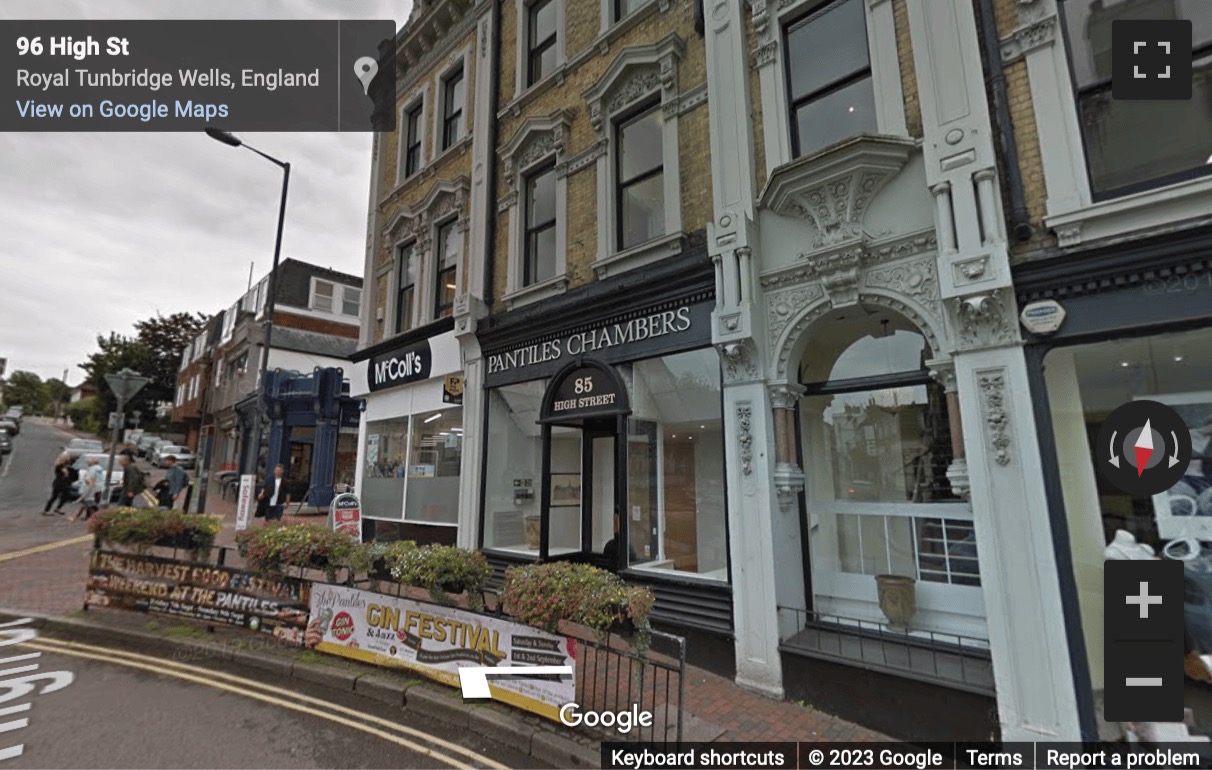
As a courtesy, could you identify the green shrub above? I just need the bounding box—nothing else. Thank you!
[88,507,222,557]
[391,544,491,609]
[501,562,655,638]
[235,523,359,582]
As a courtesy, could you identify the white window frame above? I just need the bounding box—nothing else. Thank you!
[342,286,362,318]
[583,33,686,279]
[434,46,472,158]
[752,0,907,173]
[600,0,666,34]
[1004,0,1212,247]
[176,384,184,406]
[499,109,572,308]
[310,278,336,312]
[431,216,462,321]
[396,85,429,184]
[515,0,567,99]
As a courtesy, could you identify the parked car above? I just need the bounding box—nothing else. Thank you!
[0,430,11,455]
[62,438,104,461]
[136,435,162,457]
[69,453,124,504]
[5,406,22,421]
[0,418,18,436]
[152,444,195,469]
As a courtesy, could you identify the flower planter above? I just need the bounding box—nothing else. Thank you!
[875,574,916,632]
[154,533,194,550]
[608,616,636,637]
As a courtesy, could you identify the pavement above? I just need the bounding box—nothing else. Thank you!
[0,418,889,769]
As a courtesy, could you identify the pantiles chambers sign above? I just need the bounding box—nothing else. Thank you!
[483,300,713,387]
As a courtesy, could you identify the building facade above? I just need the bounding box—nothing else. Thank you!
[988,0,1212,742]
[172,313,225,451]
[352,0,488,546]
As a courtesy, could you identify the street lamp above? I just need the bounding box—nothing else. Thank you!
[205,127,291,488]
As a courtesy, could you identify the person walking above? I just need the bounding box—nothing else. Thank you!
[42,453,75,516]
[118,450,146,507]
[70,456,107,522]
[257,463,290,522]
[155,455,189,510]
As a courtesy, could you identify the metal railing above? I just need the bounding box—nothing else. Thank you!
[778,605,994,695]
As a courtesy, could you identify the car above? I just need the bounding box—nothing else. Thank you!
[69,453,124,504]
[62,438,104,461]
[0,430,11,455]
[5,406,22,422]
[0,418,18,436]
[152,444,195,469]
[136,435,161,457]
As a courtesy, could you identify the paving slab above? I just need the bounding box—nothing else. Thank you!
[404,684,469,730]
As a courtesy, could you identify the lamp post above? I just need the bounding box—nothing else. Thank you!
[205,127,290,489]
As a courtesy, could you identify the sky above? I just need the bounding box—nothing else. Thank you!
[0,1,411,384]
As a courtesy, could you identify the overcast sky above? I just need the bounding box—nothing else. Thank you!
[0,1,410,384]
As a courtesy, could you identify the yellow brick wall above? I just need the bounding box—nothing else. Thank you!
[491,1,711,312]
[893,0,922,140]
[747,16,767,190]
[372,16,480,345]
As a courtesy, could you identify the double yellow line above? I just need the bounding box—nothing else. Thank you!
[21,636,508,769]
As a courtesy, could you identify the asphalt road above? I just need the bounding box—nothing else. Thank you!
[0,418,86,553]
[7,634,544,769]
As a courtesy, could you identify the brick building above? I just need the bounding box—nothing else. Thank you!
[175,259,361,508]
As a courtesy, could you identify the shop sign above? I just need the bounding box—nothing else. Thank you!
[369,340,431,392]
[443,374,464,404]
[544,365,627,422]
[484,300,712,386]
[86,549,310,644]
[308,583,576,721]
[235,474,255,531]
[1019,299,1066,335]
[329,492,362,543]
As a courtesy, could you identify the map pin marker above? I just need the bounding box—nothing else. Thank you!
[354,56,378,95]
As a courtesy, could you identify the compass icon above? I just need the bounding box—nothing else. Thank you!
[1097,400,1192,496]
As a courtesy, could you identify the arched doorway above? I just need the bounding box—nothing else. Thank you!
[536,358,632,569]
[794,308,987,642]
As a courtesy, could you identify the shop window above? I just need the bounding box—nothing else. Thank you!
[404,409,462,525]
[524,162,558,287]
[404,101,423,178]
[434,219,459,319]
[361,410,462,525]
[483,380,549,553]
[1045,326,1212,736]
[783,0,876,158]
[362,416,410,520]
[310,279,334,312]
[1061,0,1212,196]
[527,0,558,87]
[395,243,418,334]
[625,348,728,582]
[441,66,465,151]
[616,103,665,251]
[800,315,981,639]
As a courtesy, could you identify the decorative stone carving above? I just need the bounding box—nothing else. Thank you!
[751,0,769,37]
[864,258,939,303]
[774,466,805,515]
[759,135,916,249]
[952,289,1018,350]
[953,255,989,283]
[927,360,958,393]
[517,132,561,171]
[1054,222,1082,248]
[946,459,971,501]
[766,284,824,354]
[737,403,754,477]
[1000,15,1057,63]
[806,248,863,307]
[606,69,661,116]
[752,41,777,69]
[720,339,761,384]
[978,371,1012,466]
[768,384,801,410]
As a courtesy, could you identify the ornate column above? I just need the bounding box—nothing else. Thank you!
[928,360,969,501]
[768,382,805,514]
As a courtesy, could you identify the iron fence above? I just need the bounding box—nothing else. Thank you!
[778,605,994,694]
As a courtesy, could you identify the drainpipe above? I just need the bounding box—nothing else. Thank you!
[482,0,502,304]
[975,0,1033,243]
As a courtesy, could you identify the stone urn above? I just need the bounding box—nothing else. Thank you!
[523,514,541,549]
[875,574,916,631]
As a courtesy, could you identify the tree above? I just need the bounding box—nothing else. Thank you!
[4,371,50,414]
[134,312,209,403]
[80,332,158,422]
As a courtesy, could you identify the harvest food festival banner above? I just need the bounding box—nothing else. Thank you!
[86,549,310,644]
[308,583,576,721]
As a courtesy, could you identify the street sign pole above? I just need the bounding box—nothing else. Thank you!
[102,368,150,507]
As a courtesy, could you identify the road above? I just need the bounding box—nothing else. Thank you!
[0,418,86,553]
[6,632,543,769]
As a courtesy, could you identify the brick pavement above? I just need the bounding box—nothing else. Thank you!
[0,478,889,745]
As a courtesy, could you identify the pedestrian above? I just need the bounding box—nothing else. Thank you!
[156,455,189,510]
[118,450,147,508]
[257,463,290,522]
[70,457,107,522]
[42,452,75,516]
